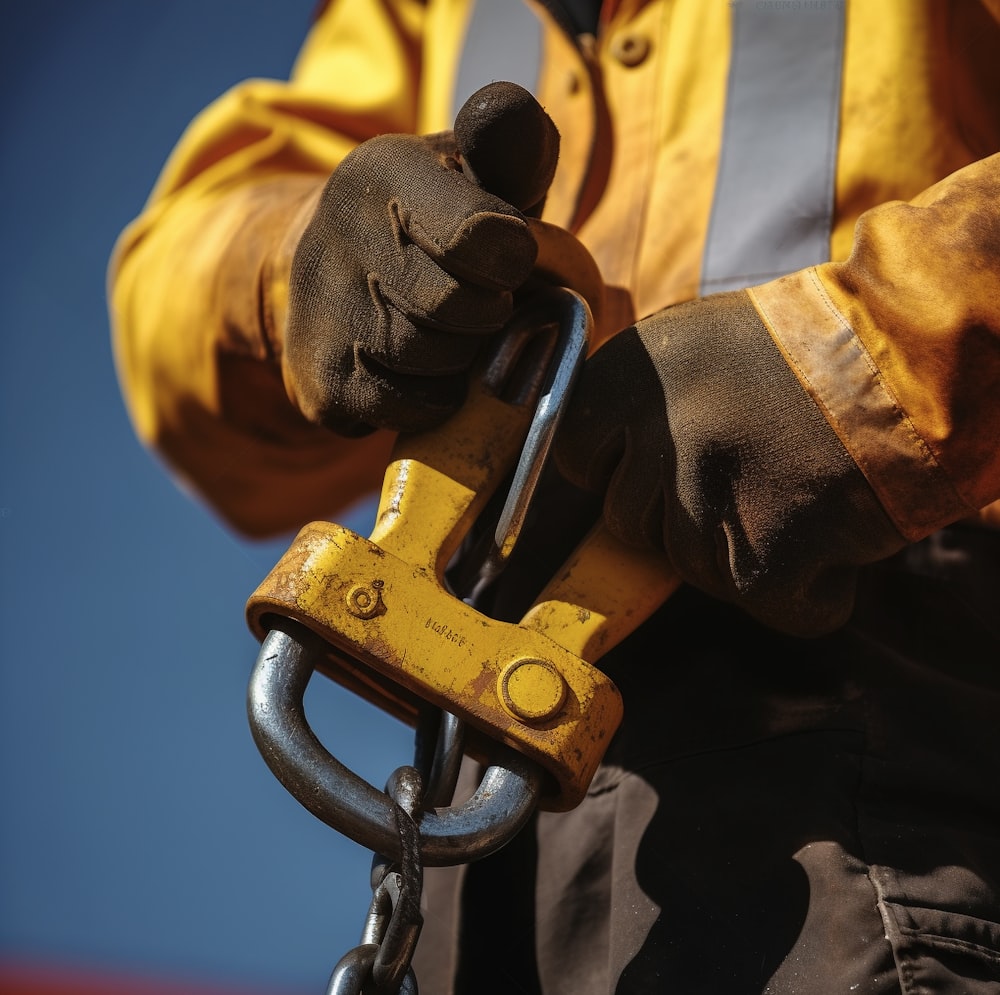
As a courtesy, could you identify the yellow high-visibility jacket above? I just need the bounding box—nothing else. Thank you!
[109,0,1000,541]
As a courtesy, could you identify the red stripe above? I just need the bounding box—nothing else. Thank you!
[0,960,306,995]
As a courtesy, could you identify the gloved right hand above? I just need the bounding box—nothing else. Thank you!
[284,82,560,436]
[554,291,908,636]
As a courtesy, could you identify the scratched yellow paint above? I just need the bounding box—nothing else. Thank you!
[248,515,626,811]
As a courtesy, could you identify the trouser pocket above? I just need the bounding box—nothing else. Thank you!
[876,890,1000,993]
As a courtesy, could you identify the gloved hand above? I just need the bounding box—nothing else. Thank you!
[284,82,560,436]
[554,291,907,636]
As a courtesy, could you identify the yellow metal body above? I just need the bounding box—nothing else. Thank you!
[247,357,679,811]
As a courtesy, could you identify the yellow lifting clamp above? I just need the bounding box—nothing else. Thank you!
[247,284,679,821]
[244,274,681,993]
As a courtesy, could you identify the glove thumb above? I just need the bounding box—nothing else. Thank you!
[455,81,560,216]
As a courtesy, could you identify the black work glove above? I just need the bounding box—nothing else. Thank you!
[554,291,907,636]
[285,82,560,435]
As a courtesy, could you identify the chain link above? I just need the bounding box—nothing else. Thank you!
[325,764,427,995]
[325,703,475,994]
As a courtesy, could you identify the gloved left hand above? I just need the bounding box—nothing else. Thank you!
[554,290,907,636]
[284,82,560,436]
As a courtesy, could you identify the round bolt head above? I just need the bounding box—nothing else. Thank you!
[499,658,567,723]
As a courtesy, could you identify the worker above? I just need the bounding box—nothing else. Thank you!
[109,1,1000,992]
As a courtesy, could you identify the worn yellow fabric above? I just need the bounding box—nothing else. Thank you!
[110,0,457,536]
[109,0,1000,538]
[751,152,1000,539]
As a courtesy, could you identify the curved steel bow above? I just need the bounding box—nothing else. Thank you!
[248,617,543,866]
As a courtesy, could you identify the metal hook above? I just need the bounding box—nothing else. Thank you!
[476,287,590,593]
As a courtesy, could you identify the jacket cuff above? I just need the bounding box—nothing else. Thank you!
[748,269,973,541]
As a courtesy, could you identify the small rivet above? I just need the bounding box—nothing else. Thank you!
[610,33,651,68]
[499,659,567,723]
[346,579,386,620]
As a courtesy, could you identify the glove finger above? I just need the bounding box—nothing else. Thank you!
[379,245,515,334]
[346,134,537,291]
[363,292,487,376]
[454,81,560,215]
[340,353,469,433]
[553,383,627,495]
[602,427,669,552]
[397,195,537,291]
[287,325,470,435]
[554,328,663,493]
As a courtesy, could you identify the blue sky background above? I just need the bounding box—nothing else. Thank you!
[0,3,416,991]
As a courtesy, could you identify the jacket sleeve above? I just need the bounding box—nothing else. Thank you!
[108,0,437,538]
[747,152,1000,539]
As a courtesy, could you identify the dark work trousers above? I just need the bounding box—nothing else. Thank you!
[414,522,1000,994]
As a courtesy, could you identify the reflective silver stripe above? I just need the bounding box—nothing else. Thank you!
[452,0,544,121]
[700,1,846,295]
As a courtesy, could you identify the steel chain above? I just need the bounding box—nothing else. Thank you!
[324,705,470,995]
